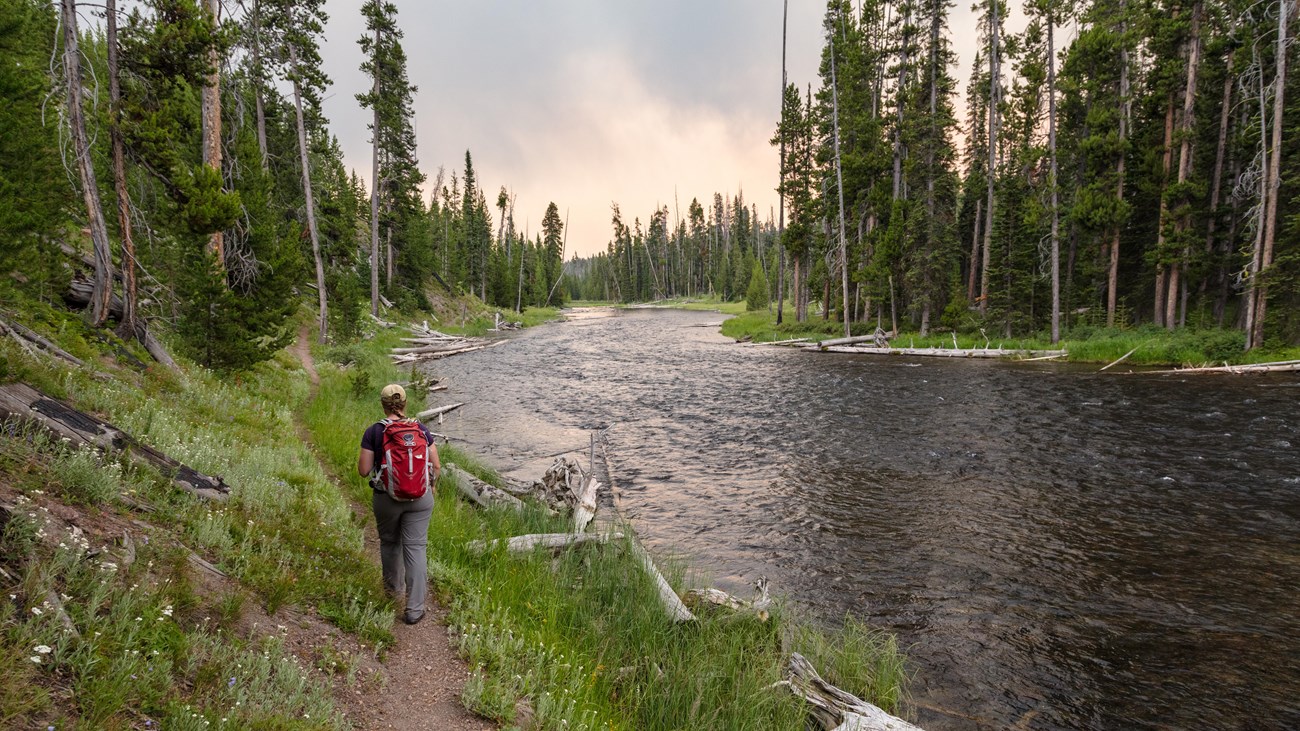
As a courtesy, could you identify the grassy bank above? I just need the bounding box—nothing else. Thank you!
[1,293,910,729]
[712,307,1300,367]
[1,305,387,728]
[303,317,913,729]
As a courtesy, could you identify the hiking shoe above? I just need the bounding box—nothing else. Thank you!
[403,610,424,625]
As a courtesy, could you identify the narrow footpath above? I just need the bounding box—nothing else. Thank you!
[293,324,494,731]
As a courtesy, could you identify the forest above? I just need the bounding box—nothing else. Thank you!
[1,0,567,372]
[565,0,1298,351]
[1,0,1296,370]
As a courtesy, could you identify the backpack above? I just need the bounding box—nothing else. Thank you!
[377,418,431,501]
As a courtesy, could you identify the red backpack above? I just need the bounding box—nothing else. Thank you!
[378,419,431,501]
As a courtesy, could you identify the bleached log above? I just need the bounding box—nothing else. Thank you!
[782,653,923,731]
[1100,346,1142,371]
[391,341,479,355]
[391,341,505,363]
[369,313,395,328]
[378,294,394,309]
[444,463,525,512]
[466,531,623,555]
[752,337,811,347]
[627,538,695,623]
[813,346,1067,359]
[1151,359,1300,374]
[815,335,880,348]
[572,475,600,533]
[684,577,771,619]
[0,383,229,501]
[416,402,464,421]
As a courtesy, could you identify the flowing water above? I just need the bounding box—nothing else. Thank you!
[428,307,1300,731]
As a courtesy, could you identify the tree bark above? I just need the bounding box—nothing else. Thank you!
[61,0,114,328]
[106,0,138,340]
[1169,2,1201,329]
[1047,11,1061,344]
[829,34,851,339]
[980,0,1000,316]
[250,0,269,169]
[1201,48,1234,306]
[1153,95,1175,328]
[201,0,225,269]
[289,47,328,345]
[1108,12,1130,328]
[1250,0,1291,349]
[369,27,382,318]
[777,0,788,326]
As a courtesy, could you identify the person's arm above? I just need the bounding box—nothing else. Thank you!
[358,448,375,477]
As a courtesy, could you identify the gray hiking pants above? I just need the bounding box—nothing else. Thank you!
[371,487,433,614]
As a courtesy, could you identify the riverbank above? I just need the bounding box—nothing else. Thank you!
[1,299,913,729]
[597,296,1300,367]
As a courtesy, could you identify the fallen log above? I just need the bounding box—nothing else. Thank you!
[628,539,695,623]
[0,315,85,367]
[391,340,506,363]
[416,402,464,421]
[815,335,880,348]
[1100,345,1142,371]
[444,463,525,512]
[813,346,1067,359]
[684,577,771,620]
[64,277,180,373]
[466,531,623,555]
[1151,359,1300,374]
[572,474,600,533]
[0,383,229,501]
[781,653,924,731]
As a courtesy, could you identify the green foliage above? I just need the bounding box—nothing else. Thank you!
[746,261,770,311]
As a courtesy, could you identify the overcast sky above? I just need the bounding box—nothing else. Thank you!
[317,1,999,258]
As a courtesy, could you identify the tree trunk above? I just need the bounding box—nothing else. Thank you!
[980,0,999,316]
[1169,2,1202,329]
[250,0,268,169]
[1108,15,1130,328]
[1201,48,1234,306]
[106,0,138,340]
[61,0,114,328]
[201,0,225,269]
[1250,0,1291,349]
[777,0,788,326]
[967,197,981,303]
[290,47,328,345]
[829,35,851,339]
[1153,95,1175,328]
[1048,11,1061,344]
[369,26,382,318]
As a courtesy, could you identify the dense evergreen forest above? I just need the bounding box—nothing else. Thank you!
[0,0,566,371]
[566,0,1299,351]
[2,0,1296,371]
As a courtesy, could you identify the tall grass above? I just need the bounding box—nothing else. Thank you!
[304,320,914,729]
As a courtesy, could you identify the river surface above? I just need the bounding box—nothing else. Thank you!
[427,307,1300,731]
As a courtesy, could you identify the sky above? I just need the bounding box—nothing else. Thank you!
[317,1,1003,258]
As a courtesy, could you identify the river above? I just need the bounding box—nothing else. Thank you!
[427,307,1300,731]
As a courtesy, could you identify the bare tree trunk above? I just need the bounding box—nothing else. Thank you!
[1108,14,1130,328]
[369,26,381,318]
[1153,96,1175,328]
[1201,48,1234,304]
[290,47,328,344]
[1169,2,1202,329]
[1250,0,1291,349]
[777,0,788,326]
[1048,11,1061,344]
[980,0,1000,316]
[967,197,981,302]
[201,0,225,269]
[830,35,851,338]
[61,0,114,327]
[107,0,138,339]
[250,0,268,169]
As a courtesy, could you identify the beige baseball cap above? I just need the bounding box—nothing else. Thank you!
[380,384,406,402]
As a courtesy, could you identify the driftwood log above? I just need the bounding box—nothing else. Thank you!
[684,577,771,620]
[811,345,1068,359]
[0,315,85,367]
[0,383,230,501]
[466,531,623,555]
[629,539,695,623]
[417,403,464,422]
[1152,359,1300,374]
[782,653,924,731]
[443,463,525,512]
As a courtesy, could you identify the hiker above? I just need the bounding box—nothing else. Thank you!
[357,383,440,625]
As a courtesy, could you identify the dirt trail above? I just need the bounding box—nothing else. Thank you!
[293,323,494,731]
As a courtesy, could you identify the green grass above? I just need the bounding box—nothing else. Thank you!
[303,323,914,730]
[710,306,1300,366]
